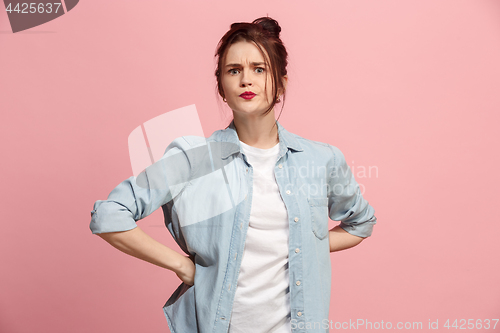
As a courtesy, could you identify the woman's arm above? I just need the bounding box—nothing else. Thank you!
[329,225,364,252]
[97,226,196,285]
[326,145,377,241]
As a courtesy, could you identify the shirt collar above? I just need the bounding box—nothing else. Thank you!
[218,119,303,159]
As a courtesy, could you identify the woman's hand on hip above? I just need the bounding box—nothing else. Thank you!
[175,254,196,286]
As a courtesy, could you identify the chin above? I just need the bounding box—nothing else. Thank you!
[233,106,266,116]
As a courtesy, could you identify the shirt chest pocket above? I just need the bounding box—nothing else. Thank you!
[307,196,329,240]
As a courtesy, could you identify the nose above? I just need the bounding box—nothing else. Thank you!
[240,69,252,87]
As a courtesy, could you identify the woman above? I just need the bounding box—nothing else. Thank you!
[90,17,376,333]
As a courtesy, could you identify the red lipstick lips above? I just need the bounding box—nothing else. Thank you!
[239,91,256,100]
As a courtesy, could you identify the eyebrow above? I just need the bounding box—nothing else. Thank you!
[225,62,266,68]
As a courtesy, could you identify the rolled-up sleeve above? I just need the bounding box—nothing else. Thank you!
[90,138,192,234]
[327,145,377,238]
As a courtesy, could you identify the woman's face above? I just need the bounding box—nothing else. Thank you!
[221,40,278,118]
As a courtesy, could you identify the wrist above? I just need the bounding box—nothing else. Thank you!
[168,251,189,274]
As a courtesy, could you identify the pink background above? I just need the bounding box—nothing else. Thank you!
[1,0,499,332]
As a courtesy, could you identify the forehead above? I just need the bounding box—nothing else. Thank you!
[224,40,269,64]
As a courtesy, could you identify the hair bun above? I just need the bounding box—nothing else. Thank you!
[252,17,281,38]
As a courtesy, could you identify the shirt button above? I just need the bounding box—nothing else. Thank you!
[297,311,302,317]
[286,190,291,195]
[296,280,301,286]
[278,164,283,169]
[294,217,299,222]
[245,168,248,173]
[295,248,300,253]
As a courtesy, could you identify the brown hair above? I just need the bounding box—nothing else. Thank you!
[214,16,289,120]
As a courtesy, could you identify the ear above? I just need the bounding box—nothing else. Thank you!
[279,75,288,96]
[219,86,226,100]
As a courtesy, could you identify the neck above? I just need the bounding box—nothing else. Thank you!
[233,111,279,149]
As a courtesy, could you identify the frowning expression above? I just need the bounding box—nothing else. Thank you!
[221,40,276,118]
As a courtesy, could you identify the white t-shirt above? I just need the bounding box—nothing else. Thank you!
[228,140,291,333]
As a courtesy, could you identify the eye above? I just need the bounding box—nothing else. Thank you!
[228,68,240,75]
[255,67,265,74]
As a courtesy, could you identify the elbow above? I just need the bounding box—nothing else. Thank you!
[95,227,137,246]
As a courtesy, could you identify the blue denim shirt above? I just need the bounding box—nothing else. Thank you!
[90,120,376,333]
